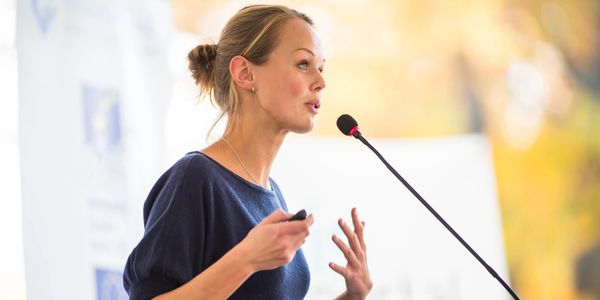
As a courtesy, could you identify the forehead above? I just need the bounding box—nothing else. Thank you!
[272,18,324,61]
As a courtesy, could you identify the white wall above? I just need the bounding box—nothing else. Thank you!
[0,0,26,298]
[273,134,510,299]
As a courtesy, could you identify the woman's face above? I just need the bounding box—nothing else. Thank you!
[251,18,326,134]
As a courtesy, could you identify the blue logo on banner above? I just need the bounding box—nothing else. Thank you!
[95,268,128,300]
[82,84,122,149]
[30,0,56,35]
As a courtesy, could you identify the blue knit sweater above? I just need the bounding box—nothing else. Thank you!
[123,151,310,299]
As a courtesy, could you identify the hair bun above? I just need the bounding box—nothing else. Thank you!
[188,44,218,88]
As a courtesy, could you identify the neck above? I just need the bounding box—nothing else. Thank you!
[207,112,287,189]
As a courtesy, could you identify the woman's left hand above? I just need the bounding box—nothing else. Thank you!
[330,207,373,300]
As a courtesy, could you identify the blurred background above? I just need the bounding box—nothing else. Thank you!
[2,0,599,299]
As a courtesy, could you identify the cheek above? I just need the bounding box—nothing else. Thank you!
[283,71,307,99]
[262,69,307,114]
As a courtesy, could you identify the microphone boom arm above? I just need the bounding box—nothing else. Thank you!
[353,131,520,300]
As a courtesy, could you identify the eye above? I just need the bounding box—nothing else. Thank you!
[298,60,309,70]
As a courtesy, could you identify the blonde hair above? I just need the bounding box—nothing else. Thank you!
[188,5,314,135]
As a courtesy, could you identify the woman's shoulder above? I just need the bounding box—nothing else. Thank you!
[146,152,219,201]
[142,151,218,226]
[166,151,222,180]
[172,150,211,170]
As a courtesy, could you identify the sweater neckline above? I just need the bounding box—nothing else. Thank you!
[189,151,276,194]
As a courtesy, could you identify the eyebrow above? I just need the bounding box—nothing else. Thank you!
[293,47,315,56]
[292,48,326,63]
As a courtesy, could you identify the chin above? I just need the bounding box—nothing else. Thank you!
[290,120,315,134]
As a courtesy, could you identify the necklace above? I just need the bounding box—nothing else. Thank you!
[221,137,259,185]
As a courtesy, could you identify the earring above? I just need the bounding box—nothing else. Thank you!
[251,87,255,92]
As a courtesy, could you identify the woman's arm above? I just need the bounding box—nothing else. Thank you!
[153,240,253,300]
[331,208,373,300]
[153,209,314,300]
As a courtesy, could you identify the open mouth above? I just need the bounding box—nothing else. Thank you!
[305,100,321,114]
[308,102,321,109]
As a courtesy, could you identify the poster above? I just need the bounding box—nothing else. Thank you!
[17,0,171,298]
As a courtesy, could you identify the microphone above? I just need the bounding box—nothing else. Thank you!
[336,114,520,300]
[336,114,361,138]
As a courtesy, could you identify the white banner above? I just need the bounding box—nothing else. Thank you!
[17,0,171,299]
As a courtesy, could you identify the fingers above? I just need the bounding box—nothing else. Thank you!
[328,261,348,277]
[329,209,373,299]
[351,208,367,252]
[332,208,367,268]
[283,214,313,250]
[338,216,364,260]
[332,234,359,266]
[279,213,314,235]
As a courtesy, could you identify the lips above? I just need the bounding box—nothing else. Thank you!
[306,100,321,110]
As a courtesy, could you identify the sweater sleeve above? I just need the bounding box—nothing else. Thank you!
[123,155,208,300]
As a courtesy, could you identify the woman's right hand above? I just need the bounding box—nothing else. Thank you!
[238,209,314,272]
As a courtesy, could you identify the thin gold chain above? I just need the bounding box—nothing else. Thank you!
[221,137,259,185]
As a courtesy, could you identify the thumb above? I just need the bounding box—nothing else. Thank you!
[259,209,291,225]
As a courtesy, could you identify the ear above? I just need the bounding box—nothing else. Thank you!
[229,55,255,92]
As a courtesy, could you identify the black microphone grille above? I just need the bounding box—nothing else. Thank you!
[336,114,358,136]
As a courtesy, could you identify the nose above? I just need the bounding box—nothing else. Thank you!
[312,71,326,93]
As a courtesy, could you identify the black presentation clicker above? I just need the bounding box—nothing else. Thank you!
[289,209,307,221]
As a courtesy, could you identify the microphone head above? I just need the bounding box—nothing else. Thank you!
[336,114,359,136]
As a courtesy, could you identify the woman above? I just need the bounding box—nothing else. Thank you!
[123,5,372,299]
